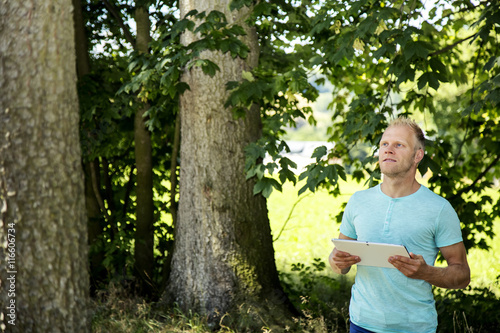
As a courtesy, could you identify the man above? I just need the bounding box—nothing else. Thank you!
[329,117,470,333]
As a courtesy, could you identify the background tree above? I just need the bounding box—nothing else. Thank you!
[77,0,179,294]
[133,1,155,298]
[73,0,108,293]
[162,0,297,328]
[0,0,90,331]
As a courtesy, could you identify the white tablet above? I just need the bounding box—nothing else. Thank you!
[332,239,410,269]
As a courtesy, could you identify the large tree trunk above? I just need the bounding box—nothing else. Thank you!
[0,0,90,332]
[133,5,155,296]
[163,0,294,328]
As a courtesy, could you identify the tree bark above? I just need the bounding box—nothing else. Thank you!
[73,0,106,292]
[169,112,181,228]
[133,5,155,296]
[160,112,181,291]
[163,0,294,328]
[0,0,90,331]
[73,0,91,78]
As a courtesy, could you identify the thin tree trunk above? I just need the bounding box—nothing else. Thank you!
[170,112,181,227]
[73,0,106,292]
[134,5,155,296]
[160,112,181,291]
[163,0,295,328]
[73,0,91,78]
[0,0,90,331]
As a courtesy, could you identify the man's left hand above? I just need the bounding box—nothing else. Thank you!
[388,253,429,279]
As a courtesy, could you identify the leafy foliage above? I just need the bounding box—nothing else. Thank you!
[313,0,500,253]
[435,284,500,333]
[279,259,352,332]
[226,0,327,197]
[233,0,500,254]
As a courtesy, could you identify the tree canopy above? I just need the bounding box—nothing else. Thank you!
[236,0,500,254]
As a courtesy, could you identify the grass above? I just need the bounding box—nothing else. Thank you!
[268,179,365,276]
[269,178,500,294]
[92,177,500,332]
[91,286,216,332]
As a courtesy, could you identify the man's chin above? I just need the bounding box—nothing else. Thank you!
[380,168,402,178]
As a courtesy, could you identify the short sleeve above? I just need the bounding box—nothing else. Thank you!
[435,201,463,248]
[339,195,358,239]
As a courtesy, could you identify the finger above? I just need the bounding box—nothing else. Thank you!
[409,253,424,261]
[390,255,412,264]
[390,257,421,277]
[335,259,359,270]
[334,249,352,257]
[335,255,360,267]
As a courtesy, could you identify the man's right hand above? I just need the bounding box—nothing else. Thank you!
[329,247,360,275]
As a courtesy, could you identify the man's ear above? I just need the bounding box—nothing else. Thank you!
[415,149,424,164]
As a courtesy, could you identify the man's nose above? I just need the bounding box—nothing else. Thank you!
[384,146,395,154]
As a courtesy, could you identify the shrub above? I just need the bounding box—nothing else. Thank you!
[435,282,500,333]
[279,258,352,332]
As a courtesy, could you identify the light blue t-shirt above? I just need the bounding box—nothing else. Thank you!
[339,184,463,333]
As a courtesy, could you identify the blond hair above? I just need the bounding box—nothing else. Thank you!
[388,117,425,150]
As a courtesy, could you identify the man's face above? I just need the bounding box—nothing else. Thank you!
[378,125,422,178]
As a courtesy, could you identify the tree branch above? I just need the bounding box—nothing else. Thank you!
[450,154,500,200]
[429,35,475,57]
[102,0,136,45]
[273,193,312,242]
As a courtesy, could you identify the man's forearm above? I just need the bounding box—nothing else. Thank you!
[424,263,470,289]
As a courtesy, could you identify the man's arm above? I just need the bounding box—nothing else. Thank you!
[389,242,470,289]
[328,233,360,275]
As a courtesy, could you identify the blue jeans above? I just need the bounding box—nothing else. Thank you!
[350,321,375,333]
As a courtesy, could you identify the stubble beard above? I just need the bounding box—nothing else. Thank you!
[380,152,416,179]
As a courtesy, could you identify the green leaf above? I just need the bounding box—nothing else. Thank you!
[324,165,339,183]
[337,165,347,182]
[253,177,282,198]
[418,155,440,176]
[279,167,297,185]
[485,88,500,106]
[404,41,429,61]
[429,58,447,74]
[484,56,499,71]
[396,67,416,85]
[417,72,440,90]
[201,60,220,77]
[311,146,327,162]
[414,42,430,59]
[373,44,387,59]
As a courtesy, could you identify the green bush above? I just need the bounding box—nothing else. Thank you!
[279,258,352,332]
[435,282,500,333]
